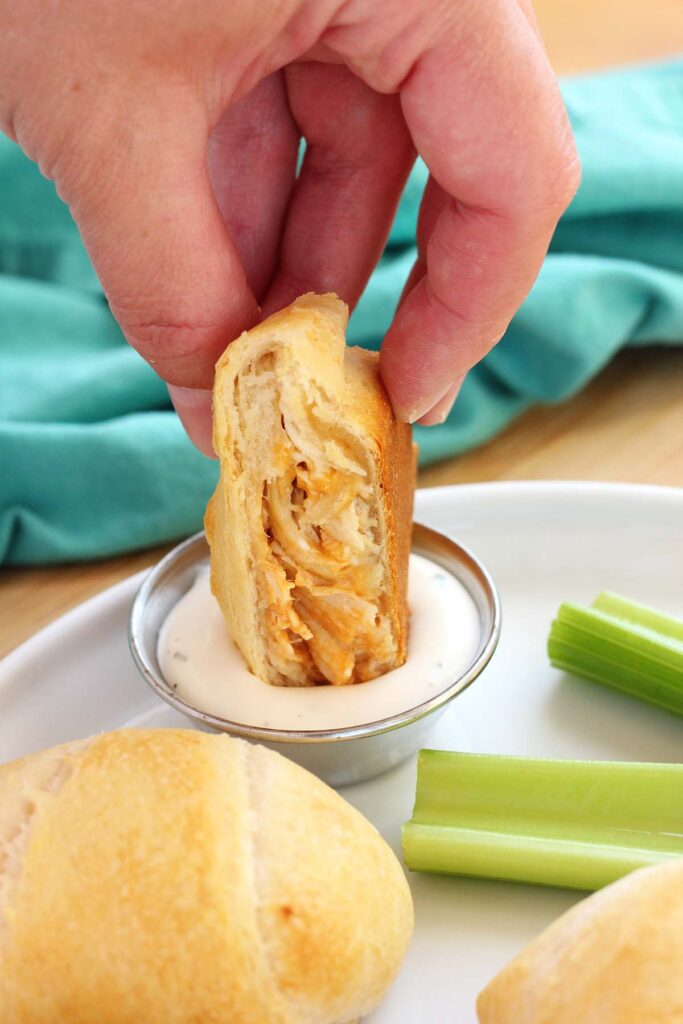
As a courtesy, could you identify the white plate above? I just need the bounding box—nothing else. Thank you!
[1,482,682,1023]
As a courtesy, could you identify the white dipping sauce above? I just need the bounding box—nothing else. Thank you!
[158,554,481,731]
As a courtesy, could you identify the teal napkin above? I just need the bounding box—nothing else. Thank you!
[1,60,682,565]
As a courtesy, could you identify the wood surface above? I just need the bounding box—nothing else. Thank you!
[1,1,682,659]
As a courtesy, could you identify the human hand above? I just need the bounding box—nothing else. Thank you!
[0,0,579,453]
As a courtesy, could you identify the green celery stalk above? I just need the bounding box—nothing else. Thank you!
[548,593,683,716]
[592,591,683,643]
[402,751,683,891]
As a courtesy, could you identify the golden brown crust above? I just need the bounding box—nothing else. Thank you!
[0,729,413,1023]
[477,859,683,1024]
[341,346,414,664]
[206,293,414,687]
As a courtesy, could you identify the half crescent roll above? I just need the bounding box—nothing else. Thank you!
[205,293,415,687]
[477,859,683,1024]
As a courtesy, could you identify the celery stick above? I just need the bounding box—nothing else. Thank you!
[592,591,683,643]
[548,597,683,716]
[548,647,683,712]
[402,751,683,891]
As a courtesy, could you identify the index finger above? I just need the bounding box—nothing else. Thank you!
[379,0,580,422]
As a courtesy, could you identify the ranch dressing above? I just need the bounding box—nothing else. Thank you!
[158,554,481,731]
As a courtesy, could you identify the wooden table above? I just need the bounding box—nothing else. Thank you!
[2,2,682,660]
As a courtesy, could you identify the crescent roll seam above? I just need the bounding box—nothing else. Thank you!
[241,741,299,1024]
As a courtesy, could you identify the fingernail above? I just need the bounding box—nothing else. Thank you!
[399,381,459,425]
[396,394,445,424]
[168,385,215,458]
[416,377,464,427]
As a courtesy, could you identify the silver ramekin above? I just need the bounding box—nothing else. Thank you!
[129,524,501,786]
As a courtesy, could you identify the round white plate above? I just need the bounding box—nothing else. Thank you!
[1,482,682,1023]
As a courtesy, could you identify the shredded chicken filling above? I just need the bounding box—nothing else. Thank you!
[238,353,395,685]
[262,460,396,685]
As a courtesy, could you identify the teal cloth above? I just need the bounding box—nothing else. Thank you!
[1,60,682,565]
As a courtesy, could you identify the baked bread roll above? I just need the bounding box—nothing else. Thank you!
[477,859,683,1024]
[206,292,415,687]
[0,729,413,1023]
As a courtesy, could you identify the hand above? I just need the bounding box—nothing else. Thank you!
[0,0,579,453]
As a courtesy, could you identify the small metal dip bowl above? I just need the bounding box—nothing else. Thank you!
[129,524,501,787]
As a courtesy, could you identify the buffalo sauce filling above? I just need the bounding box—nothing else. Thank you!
[260,456,396,686]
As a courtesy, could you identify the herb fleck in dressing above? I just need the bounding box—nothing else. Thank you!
[158,554,480,731]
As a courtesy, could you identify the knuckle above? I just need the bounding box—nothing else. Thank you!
[110,278,257,390]
[113,305,224,379]
[424,276,505,346]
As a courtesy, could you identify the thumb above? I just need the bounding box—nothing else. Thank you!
[55,102,259,454]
